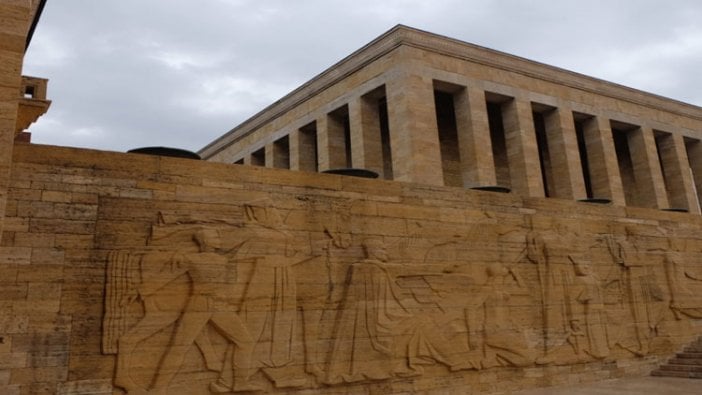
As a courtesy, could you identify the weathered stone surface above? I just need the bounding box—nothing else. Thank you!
[0,144,700,394]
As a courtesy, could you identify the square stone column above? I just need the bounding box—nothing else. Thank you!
[349,95,384,177]
[243,154,253,165]
[581,117,626,205]
[264,143,275,168]
[454,86,496,188]
[543,107,586,199]
[501,98,544,197]
[289,130,301,171]
[386,72,443,186]
[290,126,318,172]
[685,138,702,213]
[627,127,669,209]
[657,133,700,213]
[316,113,347,171]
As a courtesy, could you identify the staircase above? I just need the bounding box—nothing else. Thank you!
[651,337,702,379]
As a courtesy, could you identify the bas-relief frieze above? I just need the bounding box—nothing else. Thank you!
[100,201,702,394]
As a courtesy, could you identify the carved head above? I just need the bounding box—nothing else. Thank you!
[193,228,222,252]
[486,262,509,278]
[568,255,592,277]
[362,238,388,262]
[244,198,284,228]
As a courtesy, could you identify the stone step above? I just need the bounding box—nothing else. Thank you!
[658,364,702,373]
[677,352,702,359]
[651,337,702,379]
[651,369,702,379]
[668,357,702,366]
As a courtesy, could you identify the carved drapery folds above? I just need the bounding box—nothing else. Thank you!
[101,200,702,393]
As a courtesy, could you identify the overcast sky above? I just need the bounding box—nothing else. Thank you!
[24,0,702,154]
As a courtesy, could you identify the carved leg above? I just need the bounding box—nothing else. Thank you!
[114,311,180,391]
[150,311,211,391]
[194,331,223,372]
[209,312,262,392]
[302,307,325,380]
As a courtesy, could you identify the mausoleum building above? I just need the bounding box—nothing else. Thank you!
[201,25,702,213]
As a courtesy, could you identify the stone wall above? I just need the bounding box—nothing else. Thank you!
[1,143,702,394]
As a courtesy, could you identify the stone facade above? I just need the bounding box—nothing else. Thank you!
[2,10,702,395]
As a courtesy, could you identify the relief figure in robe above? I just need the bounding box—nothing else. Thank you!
[664,238,702,319]
[466,262,533,369]
[606,232,665,356]
[213,200,322,389]
[326,238,473,384]
[568,257,609,360]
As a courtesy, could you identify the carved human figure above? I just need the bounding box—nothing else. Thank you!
[214,200,321,389]
[664,238,702,319]
[466,262,533,369]
[569,257,609,360]
[524,222,569,356]
[111,248,225,392]
[606,232,665,356]
[132,228,258,394]
[326,239,472,384]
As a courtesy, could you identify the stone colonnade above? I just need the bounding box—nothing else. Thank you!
[236,71,702,214]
